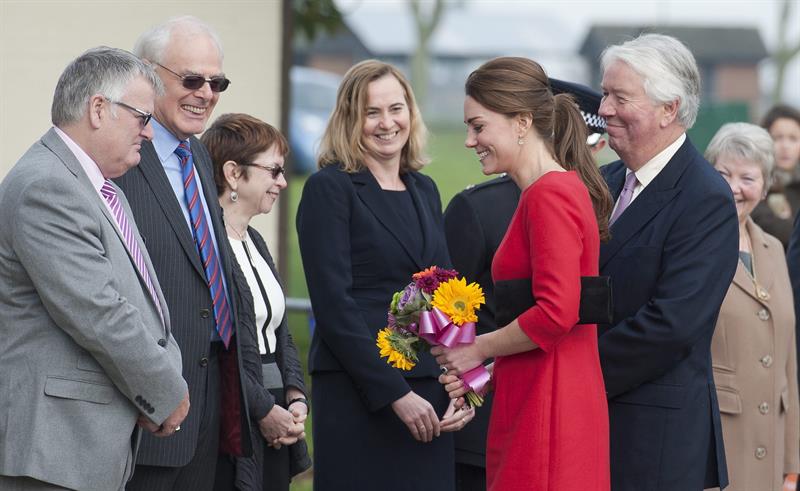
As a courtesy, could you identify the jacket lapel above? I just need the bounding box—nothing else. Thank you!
[352,170,424,270]
[42,129,168,330]
[731,219,773,307]
[403,172,437,269]
[137,140,206,279]
[600,138,694,268]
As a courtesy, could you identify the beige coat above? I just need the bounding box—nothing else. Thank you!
[711,219,800,491]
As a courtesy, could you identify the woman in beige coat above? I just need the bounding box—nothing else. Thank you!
[708,122,800,491]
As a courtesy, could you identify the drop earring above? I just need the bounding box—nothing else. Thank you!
[518,137,525,146]
[230,190,238,202]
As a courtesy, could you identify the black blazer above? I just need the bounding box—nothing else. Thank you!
[296,165,451,412]
[231,227,311,482]
[598,138,738,491]
[115,138,254,465]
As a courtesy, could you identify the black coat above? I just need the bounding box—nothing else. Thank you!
[230,227,312,489]
[297,164,454,489]
[442,175,519,467]
[599,138,738,491]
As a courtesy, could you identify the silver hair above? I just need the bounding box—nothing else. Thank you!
[51,46,162,126]
[601,33,701,129]
[133,15,224,64]
[705,122,776,187]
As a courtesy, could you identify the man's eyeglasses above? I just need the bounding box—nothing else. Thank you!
[156,63,231,93]
[243,162,286,180]
[107,98,152,128]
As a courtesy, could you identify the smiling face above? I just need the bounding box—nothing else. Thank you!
[97,76,155,178]
[237,146,287,217]
[769,117,800,172]
[463,95,519,175]
[153,30,223,140]
[599,60,676,169]
[714,153,766,224]
[360,75,411,168]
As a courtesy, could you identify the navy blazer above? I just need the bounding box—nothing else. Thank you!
[785,210,800,382]
[599,137,738,491]
[297,165,450,412]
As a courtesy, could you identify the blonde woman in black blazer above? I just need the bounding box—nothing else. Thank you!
[297,60,474,490]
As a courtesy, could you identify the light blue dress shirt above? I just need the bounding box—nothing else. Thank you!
[151,119,230,341]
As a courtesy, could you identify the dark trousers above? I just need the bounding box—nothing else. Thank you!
[455,463,486,491]
[127,346,222,491]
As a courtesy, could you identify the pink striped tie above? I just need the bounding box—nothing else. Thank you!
[100,180,164,325]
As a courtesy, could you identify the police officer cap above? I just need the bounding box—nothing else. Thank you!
[549,78,606,135]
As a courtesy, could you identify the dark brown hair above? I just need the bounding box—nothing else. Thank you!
[465,57,612,241]
[201,113,289,196]
[761,104,800,133]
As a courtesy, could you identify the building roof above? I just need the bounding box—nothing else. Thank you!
[580,25,768,64]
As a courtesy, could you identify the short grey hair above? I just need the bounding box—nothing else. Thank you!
[133,15,224,64]
[705,122,775,186]
[601,33,701,129]
[51,46,162,126]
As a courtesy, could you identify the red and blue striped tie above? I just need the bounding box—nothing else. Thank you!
[175,141,232,348]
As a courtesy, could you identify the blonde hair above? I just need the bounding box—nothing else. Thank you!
[318,60,428,173]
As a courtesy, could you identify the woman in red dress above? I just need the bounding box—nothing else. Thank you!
[433,57,612,491]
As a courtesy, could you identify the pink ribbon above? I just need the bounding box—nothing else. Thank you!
[415,307,490,396]
[417,307,475,347]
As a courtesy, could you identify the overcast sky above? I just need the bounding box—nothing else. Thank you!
[336,0,800,105]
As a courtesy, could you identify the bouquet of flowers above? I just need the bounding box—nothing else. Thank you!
[376,266,490,407]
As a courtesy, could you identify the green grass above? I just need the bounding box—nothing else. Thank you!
[286,124,489,490]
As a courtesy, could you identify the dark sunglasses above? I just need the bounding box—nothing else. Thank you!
[107,98,152,128]
[156,63,231,93]
[243,162,286,180]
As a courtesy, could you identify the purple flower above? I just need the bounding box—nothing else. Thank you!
[387,312,397,328]
[434,268,458,283]
[397,283,420,311]
[414,275,440,294]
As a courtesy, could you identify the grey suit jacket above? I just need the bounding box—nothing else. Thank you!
[0,128,187,490]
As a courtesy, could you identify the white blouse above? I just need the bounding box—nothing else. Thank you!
[228,233,285,355]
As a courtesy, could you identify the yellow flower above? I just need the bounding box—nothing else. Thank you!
[376,328,416,370]
[431,278,485,326]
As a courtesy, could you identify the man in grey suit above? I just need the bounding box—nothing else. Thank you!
[0,47,189,491]
[115,17,258,490]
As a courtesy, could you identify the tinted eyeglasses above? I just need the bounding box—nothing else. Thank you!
[243,162,286,180]
[107,98,152,128]
[156,63,231,93]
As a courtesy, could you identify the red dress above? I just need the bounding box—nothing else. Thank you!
[488,171,610,491]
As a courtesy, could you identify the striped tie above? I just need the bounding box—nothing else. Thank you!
[175,141,233,348]
[100,180,164,325]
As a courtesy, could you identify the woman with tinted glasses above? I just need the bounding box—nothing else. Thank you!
[201,113,310,491]
[296,60,474,491]
[706,122,799,491]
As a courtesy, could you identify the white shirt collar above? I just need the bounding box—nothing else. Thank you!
[629,133,686,189]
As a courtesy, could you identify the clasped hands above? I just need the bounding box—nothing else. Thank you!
[392,390,476,443]
[258,398,308,450]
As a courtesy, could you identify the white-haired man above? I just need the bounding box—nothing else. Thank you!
[0,47,188,491]
[115,17,265,490]
[597,33,738,490]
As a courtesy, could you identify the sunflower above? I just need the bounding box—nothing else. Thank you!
[431,278,485,326]
[376,328,417,370]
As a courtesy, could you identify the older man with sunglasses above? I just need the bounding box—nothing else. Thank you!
[115,16,258,491]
